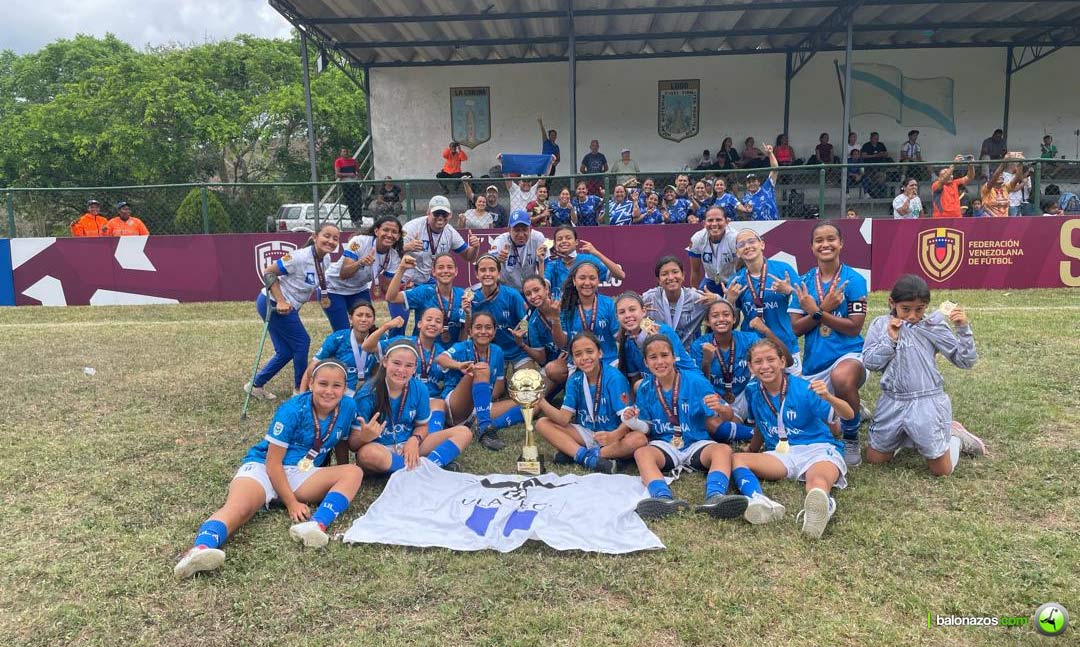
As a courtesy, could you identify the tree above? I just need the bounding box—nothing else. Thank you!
[175,187,231,233]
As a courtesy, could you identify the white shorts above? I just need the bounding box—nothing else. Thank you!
[234,461,319,507]
[802,352,867,391]
[649,438,715,471]
[764,442,848,489]
[571,424,599,449]
[786,351,803,376]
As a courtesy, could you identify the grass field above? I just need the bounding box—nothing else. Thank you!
[1,289,1077,646]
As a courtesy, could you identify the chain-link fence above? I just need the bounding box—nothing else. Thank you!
[5,159,1080,238]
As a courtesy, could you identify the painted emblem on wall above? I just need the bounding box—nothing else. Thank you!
[917,227,965,282]
[450,87,491,149]
[255,240,297,281]
[657,80,700,143]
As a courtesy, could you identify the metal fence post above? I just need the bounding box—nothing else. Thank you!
[5,192,14,238]
[200,185,210,233]
[818,167,826,218]
[403,180,411,221]
[1031,161,1042,215]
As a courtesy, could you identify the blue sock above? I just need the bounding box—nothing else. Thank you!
[428,410,446,434]
[472,382,492,428]
[647,479,673,499]
[427,439,461,467]
[194,519,228,549]
[732,467,763,497]
[717,421,755,443]
[388,452,406,473]
[576,447,600,468]
[841,412,862,441]
[575,447,589,463]
[706,471,730,499]
[311,491,350,529]
[491,406,524,429]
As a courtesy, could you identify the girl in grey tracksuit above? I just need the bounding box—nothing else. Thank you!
[862,275,987,476]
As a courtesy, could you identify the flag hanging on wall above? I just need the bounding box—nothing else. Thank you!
[342,460,664,553]
[845,63,956,135]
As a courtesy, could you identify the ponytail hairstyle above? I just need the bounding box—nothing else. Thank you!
[305,223,340,253]
[474,253,504,287]
[559,259,602,323]
[889,274,931,305]
[310,358,348,382]
[747,337,785,364]
[642,333,676,364]
[569,331,602,363]
[370,338,420,424]
[614,291,646,375]
[809,220,843,244]
[520,273,548,311]
[706,297,741,330]
[368,215,405,254]
[347,300,378,334]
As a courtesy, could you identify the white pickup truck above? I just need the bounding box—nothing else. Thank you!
[267,203,374,233]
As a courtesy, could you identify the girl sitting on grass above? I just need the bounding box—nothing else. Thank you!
[299,301,379,397]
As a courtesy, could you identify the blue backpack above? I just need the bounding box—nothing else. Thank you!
[1059,193,1079,213]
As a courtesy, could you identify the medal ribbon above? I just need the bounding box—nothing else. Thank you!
[577,301,598,334]
[425,225,445,261]
[435,286,456,341]
[312,247,329,297]
[655,371,682,441]
[814,264,844,308]
[388,383,411,449]
[713,333,735,394]
[661,289,686,332]
[746,260,768,310]
[757,374,789,444]
[581,367,605,424]
[417,341,434,379]
[472,340,490,367]
[349,330,369,386]
[307,402,340,460]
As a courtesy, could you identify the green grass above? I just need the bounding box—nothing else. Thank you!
[0,289,1077,646]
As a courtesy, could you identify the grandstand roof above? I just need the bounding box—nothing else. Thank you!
[271,0,1080,68]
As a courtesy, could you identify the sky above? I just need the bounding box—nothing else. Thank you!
[2,0,294,55]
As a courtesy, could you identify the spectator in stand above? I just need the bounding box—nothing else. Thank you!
[1001,154,1032,216]
[846,149,865,192]
[930,156,975,218]
[979,128,1006,179]
[610,148,640,185]
[892,178,924,219]
[809,133,837,165]
[847,131,858,152]
[334,147,365,222]
[635,178,657,210]
[861,132,893,163]
[70,199,108,237]
[900,130,929,181]
[505,176,540,215]
[660,184,695,224]
[459,194,495,229]
[579,139,608,195]
[526,185,552,227]
[464,183,509,228]
[538,116,560,176]
[372,177,403,217]
[607,185,635,226]
[674,173,692,200]
[638,192,664,225]
[695,150,714,171]
[735,145,780,221]
[717,137,740,170]
[968,198,986,217]
[845,207,859,219]
[551,187,576,226]
[691,180,712,220]
[1041,198,1063,217]
[1040,134,1060,179]
[773,134,800,166]
[980,162,1024,218]
[709,178,739,221]
[740,137,768,169]
[572,181,604,226]
[105,202,149,236]
[436,141,471,193]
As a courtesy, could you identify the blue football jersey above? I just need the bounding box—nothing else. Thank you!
[607,199,635,226]
[243,392,360,466]
[526,308,560,362]
[622,323,698,378]
[549,202,574,226]
[403,284,467,344]
[312,328,379,393]
[545,253,610,301]
[439,340,506,391]
[378,335,449,397]
[636,369,716,444]
[354,376,432,447]
[559,294,619,366]
[572,195,603,226]
[796,264,868,376]
[664,197,694,224]
[561,363,633,432]
[689,331,761,396]
[730,259,802,355]
[737,375,840,451]
[742,177,779,221]
[470,285,528,363]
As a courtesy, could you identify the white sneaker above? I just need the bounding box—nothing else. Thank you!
[798,488,836,539]
[244,381,276,401]
[288,520,329,548]
[859,399,874,423]
[744,492,786,525]
[843,438,862,466]
[173,545,225,580]
[951,421,987,457]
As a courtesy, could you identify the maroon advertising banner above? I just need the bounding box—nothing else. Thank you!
[870,216,1080,291]
[10,220,871,306]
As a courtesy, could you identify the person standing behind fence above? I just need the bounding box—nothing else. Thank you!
[580,139,609,196]
[735,145,780,221]
[892,178,924,219]
[247,224,340,401]
[70,199,108,237]
[334,147,365,222]
[930,156,975,218]
[436,141,471,193]
[104,202,149,236]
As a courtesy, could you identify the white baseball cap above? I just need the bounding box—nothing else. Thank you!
[428,195,452,215]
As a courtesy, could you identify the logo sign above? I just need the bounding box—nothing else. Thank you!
[450,87,490,149]
[1035,602,1069,637]
[658,79,700,143]
[917,227,965,282]
[254,240,298,280]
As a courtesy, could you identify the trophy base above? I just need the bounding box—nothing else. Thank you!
[516,456,545,476]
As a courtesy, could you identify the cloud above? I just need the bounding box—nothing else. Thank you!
[2,0,293,54]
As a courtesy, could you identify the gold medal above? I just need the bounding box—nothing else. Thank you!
[463,288,474,301]
[297,457,314,472]
[672,435,684,450]
[516,317,530,335]
[320,296,330,309]
[938,300,957,317]
[640,317,658,335]
[723,391,735,404]
[820,324,831,337]
[776,440,790,454]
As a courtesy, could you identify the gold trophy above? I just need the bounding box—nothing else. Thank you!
[508,368,546,475]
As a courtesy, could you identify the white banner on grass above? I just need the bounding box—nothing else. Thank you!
[342,460,664,553]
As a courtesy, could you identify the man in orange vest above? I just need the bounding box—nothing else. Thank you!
[104,201,150,236]
[70,199,109,237]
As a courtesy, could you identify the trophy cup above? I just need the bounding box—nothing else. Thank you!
[508,368,546,476]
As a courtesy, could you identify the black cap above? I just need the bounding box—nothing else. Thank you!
[86,199,100,207]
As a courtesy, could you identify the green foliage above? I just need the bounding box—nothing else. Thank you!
[0,33,367,189]
[175,187,231,233]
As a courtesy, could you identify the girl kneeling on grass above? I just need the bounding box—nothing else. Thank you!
[175,360,365,580]
[353,338,472,475]
[729,340,853,539]
[614,291,696,387]
[534,332,648,473]
[299,301,379,397]
[631,335,749,521]
[862,275,986,476]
